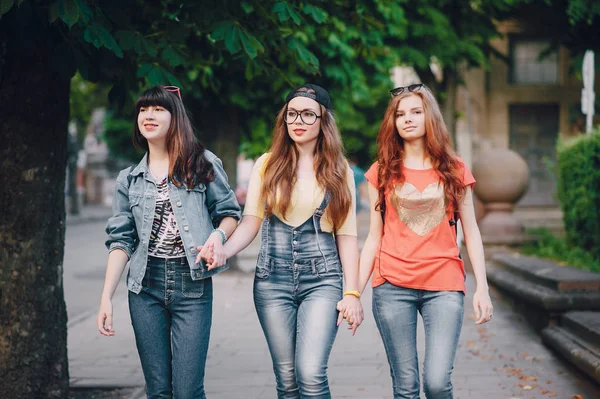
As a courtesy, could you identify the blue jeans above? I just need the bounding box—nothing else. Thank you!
[254,256,342,399]
[372,282,464,399]
[128,256,213,399]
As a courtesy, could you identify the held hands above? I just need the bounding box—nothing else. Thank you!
[473,287,493,324]
[336,295,364,336]
[97,298,115,336]
[195,232,227,270]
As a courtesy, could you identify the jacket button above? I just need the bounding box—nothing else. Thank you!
[176,201,182,207]
[183,226,189,231]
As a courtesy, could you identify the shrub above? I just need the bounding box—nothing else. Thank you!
[522,228,600,273]
[556,129,600,259]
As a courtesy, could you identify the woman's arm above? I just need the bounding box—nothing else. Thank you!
[223,215,262,258]
[97,249,129,336]
[357,182,383,294]
[98,170,138,336]
[336,234,363,334]
[459,186,493,324]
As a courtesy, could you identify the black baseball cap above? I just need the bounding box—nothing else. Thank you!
[285,84,332,110]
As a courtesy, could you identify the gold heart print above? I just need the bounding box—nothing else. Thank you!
[394,182,446,236]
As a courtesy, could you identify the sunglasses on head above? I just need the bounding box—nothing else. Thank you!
[162,85,182,100]
[389,83,424,97]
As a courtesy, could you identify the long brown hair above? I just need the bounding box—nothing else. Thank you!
[375,86,464,217]
[261,90,351,229]
[133,86,214,188]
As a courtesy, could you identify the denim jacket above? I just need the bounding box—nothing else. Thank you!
[105,150,241,294]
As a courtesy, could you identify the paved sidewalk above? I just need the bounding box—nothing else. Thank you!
[68,211,600,398]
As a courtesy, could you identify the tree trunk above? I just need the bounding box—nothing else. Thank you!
[200,106,241,270]
[442,67,458,146]
[0,9,70,398]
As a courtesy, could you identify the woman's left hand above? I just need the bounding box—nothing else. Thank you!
[473,287,493,324]
[336,295,364,335]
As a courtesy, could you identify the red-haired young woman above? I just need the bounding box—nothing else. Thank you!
[343,84,493,399]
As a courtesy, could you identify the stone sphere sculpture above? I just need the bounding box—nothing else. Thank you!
[471,148,530,244]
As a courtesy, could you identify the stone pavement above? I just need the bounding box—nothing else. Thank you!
[68,209,600,398]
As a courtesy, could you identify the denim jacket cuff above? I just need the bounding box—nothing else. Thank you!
[109,243,132,259]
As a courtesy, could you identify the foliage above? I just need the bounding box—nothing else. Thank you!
[102,112,144,163]
[522,228,600,273]
[70,72,110,144]
[1,0,528,169]
[556,128,600,259]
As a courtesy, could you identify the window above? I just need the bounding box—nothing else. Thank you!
[510,39,558,84]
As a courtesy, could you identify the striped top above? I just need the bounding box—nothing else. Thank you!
[148,177,185,258]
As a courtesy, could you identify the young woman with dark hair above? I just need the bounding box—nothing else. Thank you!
[201,84,363,398]
[341,84,493,399]
[97,86,241,398]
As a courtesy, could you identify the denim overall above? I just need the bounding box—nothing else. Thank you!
[253,193,343,399]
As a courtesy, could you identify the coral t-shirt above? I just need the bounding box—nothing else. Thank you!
[364,160,475,293]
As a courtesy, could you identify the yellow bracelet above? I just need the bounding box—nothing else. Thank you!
[343,290,361,299]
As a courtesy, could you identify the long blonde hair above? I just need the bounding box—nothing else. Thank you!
[261,90,351,229]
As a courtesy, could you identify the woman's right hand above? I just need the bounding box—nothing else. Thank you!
[97,298,115,336]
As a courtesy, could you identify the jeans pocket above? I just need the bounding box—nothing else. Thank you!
[182,273,205,298]
[254,265,271,280]
[316,260,342,280]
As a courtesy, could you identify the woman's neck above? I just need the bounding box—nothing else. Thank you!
[295,145,316,179]
[402,138,431,169]
[147,145,169,178]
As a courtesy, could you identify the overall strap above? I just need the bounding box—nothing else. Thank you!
[314,191,331,218]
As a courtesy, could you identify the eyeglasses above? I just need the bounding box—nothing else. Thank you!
[389,83,424,97]
[162,85,182,100]
[284,109,322,125]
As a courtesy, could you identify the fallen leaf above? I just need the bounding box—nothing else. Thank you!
[549,393,557,397]
[467,341,476,347]
[541,390,549,394]
[523,385,533,390]
[546,380,552,384]
[557,370,564,375]
[520,376,538,381]
[571,395,584,399]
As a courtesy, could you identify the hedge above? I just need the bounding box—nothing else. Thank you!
[556,128,600,259]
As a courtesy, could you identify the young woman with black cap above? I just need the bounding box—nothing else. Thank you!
[199,84,363,398]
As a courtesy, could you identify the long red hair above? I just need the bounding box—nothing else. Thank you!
[375,87,464,217]
[261,92,351,229]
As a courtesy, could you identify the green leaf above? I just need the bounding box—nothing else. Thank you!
[211,21,232,41]
[0,0,14,17]
[163,69,183,89]
[302,4,328,24]
[78,0,93,24]
[147,65,166,86]
[224,24,242,54]
[241,2,254,14]
[141,37,157,57]
[239,29,264,59]
[273,2,301,25]
[57,0,80,28]
[83,26,102,48]
[48,3,59,23]
[115,30,136,51]
[162,47,183,67]
[96,25,123,58]
[287,37,319,69]
[137,63,153,78]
